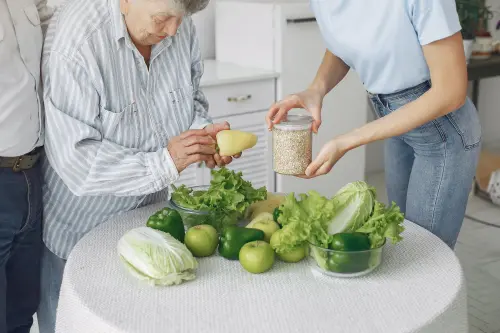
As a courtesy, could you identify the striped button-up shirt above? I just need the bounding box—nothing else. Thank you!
[42,0,212,259]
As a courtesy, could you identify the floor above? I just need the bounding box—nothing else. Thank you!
[29,173,500,333]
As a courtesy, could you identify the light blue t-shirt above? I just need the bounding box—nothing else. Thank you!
[310,0,462,94]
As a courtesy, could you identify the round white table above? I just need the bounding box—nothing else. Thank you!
[55,202,468,333]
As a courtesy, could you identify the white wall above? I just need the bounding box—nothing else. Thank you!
[192,1,216,59]
[476,0,500,149]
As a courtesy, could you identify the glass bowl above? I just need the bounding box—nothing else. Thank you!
[307,241,385,278]
[169,185,241,232]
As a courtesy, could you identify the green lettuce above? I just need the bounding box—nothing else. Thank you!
[272,191,333,254]
[270,181,405,252]
[171,168,267,230]
[356,201,405,248]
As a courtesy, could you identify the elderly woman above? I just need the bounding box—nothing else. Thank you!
[38,0,231,331]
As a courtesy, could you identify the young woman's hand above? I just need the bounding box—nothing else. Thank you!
[266,88,324,133]
[299,138,349,178]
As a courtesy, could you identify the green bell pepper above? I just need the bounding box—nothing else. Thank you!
[146,207,185,243]
[327,233,371,273]
[329,232,371,251]
[218,226,265,260]
[327,253,371,273]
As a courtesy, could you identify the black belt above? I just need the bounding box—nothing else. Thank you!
[0,147,42,172]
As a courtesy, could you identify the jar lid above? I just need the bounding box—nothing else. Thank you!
[273,114,313,130]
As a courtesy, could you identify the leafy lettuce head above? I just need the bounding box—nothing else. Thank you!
[118,227,198,286]
[326,181,376,235]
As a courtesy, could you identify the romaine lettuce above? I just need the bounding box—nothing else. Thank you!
[326,181,376,235]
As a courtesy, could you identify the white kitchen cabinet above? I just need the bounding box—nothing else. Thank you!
[174,60,278,192]
[216,0,368,197]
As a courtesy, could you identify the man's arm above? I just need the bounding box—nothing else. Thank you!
[43,51,180,197]
[35,0,54,36]
[188,18,212,130]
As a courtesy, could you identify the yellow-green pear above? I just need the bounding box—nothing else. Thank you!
[216,130,257,156]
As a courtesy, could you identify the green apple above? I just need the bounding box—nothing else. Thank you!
[270,230,307,263]
[247,218,280,243]
[277,244,307,263]
[184,224,218,257]
[239,241,275,274]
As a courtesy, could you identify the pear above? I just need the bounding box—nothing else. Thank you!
[246,212,274,228]
[246,193,286,220]
[216,130,258,156]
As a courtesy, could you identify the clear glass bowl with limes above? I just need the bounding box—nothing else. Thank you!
[308,235,385,278]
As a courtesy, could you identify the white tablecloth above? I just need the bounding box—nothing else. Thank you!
[55,202,468,333]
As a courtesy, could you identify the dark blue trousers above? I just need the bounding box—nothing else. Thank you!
[0,161,42,333]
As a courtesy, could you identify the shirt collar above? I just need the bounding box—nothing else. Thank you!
[110,0,129,50]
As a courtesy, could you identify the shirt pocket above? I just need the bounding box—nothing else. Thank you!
[17,4,43,84]
[100,102,151,149]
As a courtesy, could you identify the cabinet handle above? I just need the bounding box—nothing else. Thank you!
[227,94,252,103]
[286,17,316,24]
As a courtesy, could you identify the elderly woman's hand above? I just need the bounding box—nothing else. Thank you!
[204,122,242,168]
[167,129,217,173]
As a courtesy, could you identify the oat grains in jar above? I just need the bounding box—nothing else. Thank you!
[272,115,313,175]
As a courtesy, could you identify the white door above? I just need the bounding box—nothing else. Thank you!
[201,111,274,192]
[277,15,367,197]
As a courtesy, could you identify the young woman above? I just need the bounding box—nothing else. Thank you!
[266,0,481,249]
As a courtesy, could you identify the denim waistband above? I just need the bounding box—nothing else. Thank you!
[367,80,431,101]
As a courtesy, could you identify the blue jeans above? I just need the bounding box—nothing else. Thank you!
[0,162,43,333]
[37,246,66,333]
[369,81,481,249]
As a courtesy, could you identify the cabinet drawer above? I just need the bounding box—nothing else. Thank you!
[203,79,275,118]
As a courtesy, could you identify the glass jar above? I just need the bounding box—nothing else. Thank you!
[272,115,313,175]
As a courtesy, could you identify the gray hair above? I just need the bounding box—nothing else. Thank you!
[175,0,210,14]
[144,0,210,15]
